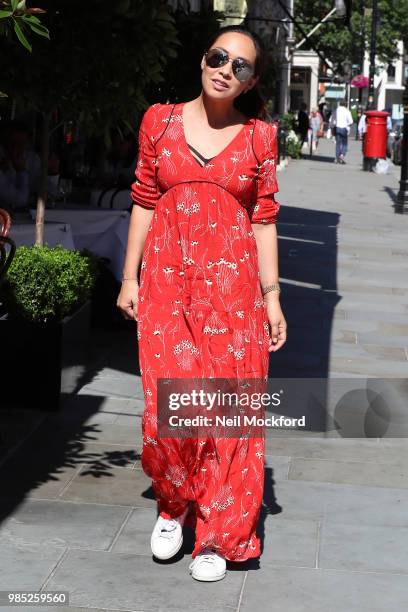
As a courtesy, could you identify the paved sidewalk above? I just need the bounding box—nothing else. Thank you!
[0,136,408,612]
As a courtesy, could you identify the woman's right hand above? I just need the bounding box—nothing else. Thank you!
[116,280,139,321]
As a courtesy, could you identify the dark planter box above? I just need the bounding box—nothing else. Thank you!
[0,300,91,411]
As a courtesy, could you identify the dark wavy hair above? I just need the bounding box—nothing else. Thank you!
[204,25,268,121]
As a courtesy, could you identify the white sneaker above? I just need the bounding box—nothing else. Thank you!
[189,548,227,582]
[150,506,189,560]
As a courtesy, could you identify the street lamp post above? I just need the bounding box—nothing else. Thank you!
[396,51,408,212]
[342,60,352,107]
[358,0,365,109]
[367,0,378,110]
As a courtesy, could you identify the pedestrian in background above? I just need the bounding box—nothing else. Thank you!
[296,102,309,149]
[309,107,324,151]
[332,100,353,164]
[357,112,367,154]
[381,108,392,133]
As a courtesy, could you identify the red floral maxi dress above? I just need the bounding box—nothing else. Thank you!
[131,101,281,562]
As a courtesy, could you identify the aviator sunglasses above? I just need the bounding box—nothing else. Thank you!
[204,47,255,83]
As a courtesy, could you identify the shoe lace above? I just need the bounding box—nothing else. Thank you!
[158,518,179,539]
[199,554,216,564]
[197,548,218,564]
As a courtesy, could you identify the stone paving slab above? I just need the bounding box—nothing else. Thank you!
[325,320,408,341]
[263,455,290,481]
[0,537,66,591]
[60,441,141,470]
[60,395,145,420]
[56,397,127,426]
[239,566,408,612]
[0,499,130,551]
[78,375,145,400]
[269,479,408,527]
[0,459,83,501]
[288,457,408,488]
[44,549,242,612]
[109,507,160,556]
[60,465,154,508]
[265,437,408,462]
[328,297,408,315]
[257,515,318,568]
[329,356,408,377]
[329,342,407,361]
[337,309,408,325]
[0,417,141,501]
[356,332,408,348]
[319,521,408,574]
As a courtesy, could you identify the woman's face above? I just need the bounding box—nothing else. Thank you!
[200,32,259,102]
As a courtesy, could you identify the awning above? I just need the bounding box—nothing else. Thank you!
[325,85,346,99]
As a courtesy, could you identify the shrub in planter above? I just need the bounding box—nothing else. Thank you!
[1,245,99,323]
[280,112,296,133]
[0,246,100,411]
[286,130,303,159]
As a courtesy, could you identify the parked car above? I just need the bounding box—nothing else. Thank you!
[387,119,403,159]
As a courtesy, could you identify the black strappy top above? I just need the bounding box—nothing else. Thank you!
[187,143,214,166]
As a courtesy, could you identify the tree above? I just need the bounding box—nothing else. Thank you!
[0,0,180,245]
[153,3,226,104]
[294,0,408,77]
[0,0,49,52]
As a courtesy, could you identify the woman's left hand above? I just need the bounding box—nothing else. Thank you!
[264,295,287,352]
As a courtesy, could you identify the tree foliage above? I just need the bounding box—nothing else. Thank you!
[294,0,408,75]
[0,0,49,52]
[0,0,180,136]
[153,4,225,104]
[0,0,180,246]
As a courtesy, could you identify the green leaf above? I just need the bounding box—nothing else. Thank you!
[17,0,26,9]
[11,0,18,11]
[26,21,49,38]
[13,18,32,52]
[0,10,13,18]
[22,14,41,25]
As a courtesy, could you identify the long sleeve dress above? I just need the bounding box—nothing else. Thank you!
[131,101,281,562]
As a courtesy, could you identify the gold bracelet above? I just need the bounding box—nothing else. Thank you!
[262,283,281,296]
[122,277,138,282]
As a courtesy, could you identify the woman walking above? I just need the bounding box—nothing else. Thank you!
[309,107,324,151]
[117,25,287,582]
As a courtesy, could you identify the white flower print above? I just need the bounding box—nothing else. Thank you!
[203,311,229,335]
[173,339,199,370]
[211,485,235,512]
[165,465,187,487]
[162,267,175,284]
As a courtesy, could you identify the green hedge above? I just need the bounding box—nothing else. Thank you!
[1,245,99,324]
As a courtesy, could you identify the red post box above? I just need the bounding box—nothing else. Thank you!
[363,110,389,158]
